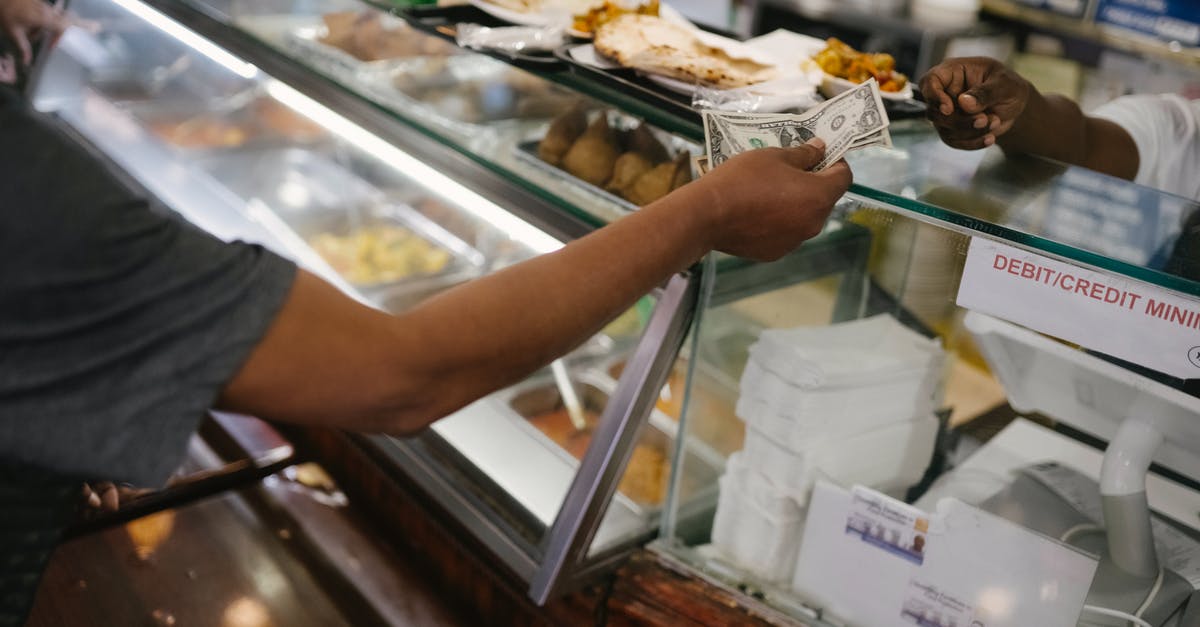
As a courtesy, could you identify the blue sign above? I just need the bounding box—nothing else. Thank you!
[1098,0,1200,46]
[1011,0,1093,19]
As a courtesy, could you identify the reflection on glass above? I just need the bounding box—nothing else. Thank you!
[125,510,176,560]
[222,596,273,627]
[847,132,1200,290]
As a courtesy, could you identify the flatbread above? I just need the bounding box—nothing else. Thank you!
[594,15,774,89]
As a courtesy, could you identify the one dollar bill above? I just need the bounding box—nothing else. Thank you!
[702,78,890,173]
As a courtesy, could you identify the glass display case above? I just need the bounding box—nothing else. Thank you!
[656,136,1200,623]
[28,0,1200,620]
[31,0,672,601]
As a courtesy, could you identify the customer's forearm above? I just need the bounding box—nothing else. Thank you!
[382,182,717,427]
[219,183,717,434]
[219,143,848,434]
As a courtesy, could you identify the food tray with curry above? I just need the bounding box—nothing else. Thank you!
[505,369,722,513]
[118,95,327,153]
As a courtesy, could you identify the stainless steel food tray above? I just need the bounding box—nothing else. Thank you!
[196,147,382,214]
[87,44,257,108]
[501,369,724,517]
[513,140,639,212]
[117,94,321,156]
[359,55,572,137]
[513,116,701,213]
[283,23,415,78]
[285,201,486,312]
[196,147,487,310]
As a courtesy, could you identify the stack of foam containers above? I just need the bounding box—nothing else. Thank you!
[711,315,945,585]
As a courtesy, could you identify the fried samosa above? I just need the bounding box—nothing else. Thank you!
[624,122,670,163]
[562,114,620,187]
[607,151,655,197]
[625,153,687,206]
[538,103,589,166]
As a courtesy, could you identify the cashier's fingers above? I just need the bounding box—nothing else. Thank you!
[919,72,955,116]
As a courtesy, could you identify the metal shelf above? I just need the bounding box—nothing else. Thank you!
[983,0,1200,68]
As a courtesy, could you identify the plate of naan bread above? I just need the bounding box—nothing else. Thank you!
[592,14,777,91]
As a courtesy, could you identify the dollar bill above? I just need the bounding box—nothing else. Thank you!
[702,78,890,173]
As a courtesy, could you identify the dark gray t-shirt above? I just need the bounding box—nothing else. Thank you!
[0,103,296,487]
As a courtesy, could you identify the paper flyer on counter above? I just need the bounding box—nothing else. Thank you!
[793,483,1097,627]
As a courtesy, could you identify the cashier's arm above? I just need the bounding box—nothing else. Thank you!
[919,57,1139,180]
[217,142,852,435]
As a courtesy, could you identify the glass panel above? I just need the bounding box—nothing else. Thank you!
[660,183,1200,621]
[648,197,965,619]
[846,131,1200,295]
[36,0,657,572]
[183,0,704,227]
[173,0,1200,299]
[420,296,661,563]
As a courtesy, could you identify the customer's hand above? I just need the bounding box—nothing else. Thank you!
[920,57,1032,150]
[82,481,152,512]
[0,0,66,66]
[694,138,852,262]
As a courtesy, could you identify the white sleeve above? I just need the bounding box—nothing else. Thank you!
[1092,94,1200,200]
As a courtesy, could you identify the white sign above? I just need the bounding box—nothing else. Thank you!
[794,483,1097,627]
[956,238,1200,380]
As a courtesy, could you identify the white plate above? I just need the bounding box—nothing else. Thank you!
[820,73,914,101]
[470,0,600,27]
[643,72,702,95]
[566,43,620,69]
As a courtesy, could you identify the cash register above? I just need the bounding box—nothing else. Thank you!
[962,311,1200,626]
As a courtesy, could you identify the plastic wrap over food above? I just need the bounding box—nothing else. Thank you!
[691,75,822,113]
[455,23,565,54]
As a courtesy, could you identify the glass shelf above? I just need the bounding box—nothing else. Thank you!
[182,0,670,228]
[160,0,1200,299]
[846,131,1200,297]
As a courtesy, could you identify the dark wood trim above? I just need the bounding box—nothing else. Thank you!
[282,426,814,627]
[282,426,603,626]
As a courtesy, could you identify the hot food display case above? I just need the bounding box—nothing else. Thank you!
[28,0,1200,624]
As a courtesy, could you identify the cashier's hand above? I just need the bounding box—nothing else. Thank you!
[920,57,1031,150]
[0,0,66,66]
[698,138,851,261]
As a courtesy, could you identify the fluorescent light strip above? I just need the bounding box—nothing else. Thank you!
[109,0,258,79]
[264,80,563,255]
